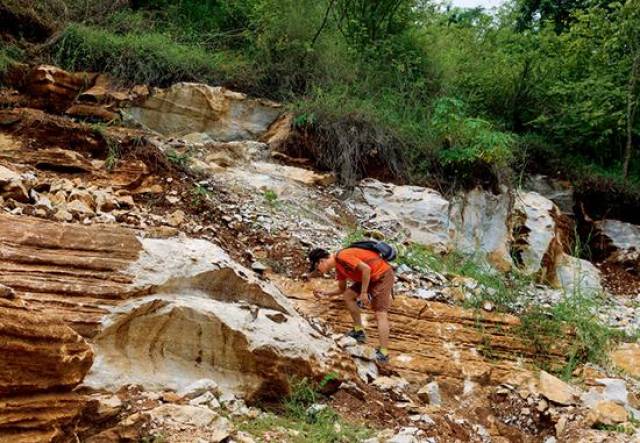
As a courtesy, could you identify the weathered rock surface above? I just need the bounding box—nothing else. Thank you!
[5,65,148,119]
[354,181,603,294]
[511,191,558,274]
[127,83,282,141]
[551,253,602,296]
[523,174,574,215]
[357,179,451,252]
[537,370,579,406]
[585,400,628,426]
[0,164,29,202]
[594,219,640,272]
[450,187,513,272]
[0,296,93,442]
[277,276,566,389]
[0,214,352,401]
[610,343,640,378]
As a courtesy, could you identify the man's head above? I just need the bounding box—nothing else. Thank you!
[308,248,331,273]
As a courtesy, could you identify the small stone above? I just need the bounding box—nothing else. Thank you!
[92,394,123,421]
[69,189,95,209]
[53,208,73,222]
[372,376,409,393]
[538,370,578,406]
[251,261,268,273]
[537,399,548,412]
[586,400,628,427]
[0,284,16,299]
[234,431,257,443]
[177,379,220,399]
[66,199,95,216]
[306,403,327,417]
[115,195,135,209]
[417,381,442,406]
[167,209,186,227]
[189,392,220,410]
[409,414,435,426]
[161,392,182,403]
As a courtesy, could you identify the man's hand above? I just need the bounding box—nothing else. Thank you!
[313,289,327,299]
[358,291,370,307]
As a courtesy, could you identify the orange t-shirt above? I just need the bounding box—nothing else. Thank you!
[335,248,391,282]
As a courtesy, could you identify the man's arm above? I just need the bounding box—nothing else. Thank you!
[327,279,347,295]
[356,262,371,305]
[314,280,346,298]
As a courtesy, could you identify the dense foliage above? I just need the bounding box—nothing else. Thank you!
[3,0,640,188]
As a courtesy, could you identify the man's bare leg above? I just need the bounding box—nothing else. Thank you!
[375,310,390,350]
[342,288,363,328]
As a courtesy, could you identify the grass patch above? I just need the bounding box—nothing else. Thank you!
[240,377,372,443]
[52,23,253,87]
[263,188,279,207]
[0,43,23,80]
[518,292,622,378]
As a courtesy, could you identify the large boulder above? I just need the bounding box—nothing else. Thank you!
[449,188,513,271]
[127,83,282,141]
[511,191,558,275]
[0,214,351,401]
[357,179,451,252]
[354,182,602,293]
[593,219,640,272]
[0,296,93,442]
[552,253,602,296]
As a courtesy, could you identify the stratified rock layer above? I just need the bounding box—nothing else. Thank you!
[0,297,93,442]
[0,214,352,401]
[127,83,282,141]
[277,277,567,389]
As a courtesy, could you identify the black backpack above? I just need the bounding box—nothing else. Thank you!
[348,240,397,262]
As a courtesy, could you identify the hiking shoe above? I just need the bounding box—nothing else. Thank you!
[375,348,390,364]
[346,328,367,344]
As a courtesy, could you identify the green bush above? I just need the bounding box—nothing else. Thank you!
[431,97,516,172]
[52,23,253,87]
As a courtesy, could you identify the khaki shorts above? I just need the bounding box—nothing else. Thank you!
[349,269,394,312]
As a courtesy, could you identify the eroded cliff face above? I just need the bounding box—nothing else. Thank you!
[0,214,352,403]
[0,294,93,442]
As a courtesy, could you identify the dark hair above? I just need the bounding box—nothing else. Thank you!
[308,248,330,272]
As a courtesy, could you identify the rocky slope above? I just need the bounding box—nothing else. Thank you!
[0,64,638,442]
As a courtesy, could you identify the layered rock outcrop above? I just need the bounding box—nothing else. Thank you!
[3,65,148,119]
[127,83,282,141]
[277,276,567,388]
[0,295,93,442]
[0,214,352,402]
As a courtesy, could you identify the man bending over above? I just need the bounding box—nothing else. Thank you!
[308,246,394,363]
